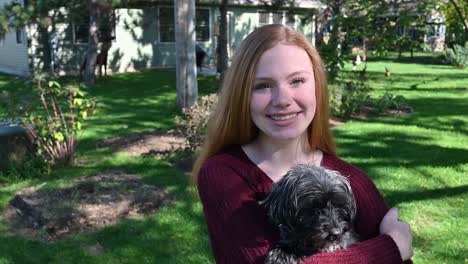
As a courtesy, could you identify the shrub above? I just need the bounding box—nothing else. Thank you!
[444,42,468,68]
[1,73,96,166]
[174,94,217,152]
[373,93,406,113]
[329,79,371,119]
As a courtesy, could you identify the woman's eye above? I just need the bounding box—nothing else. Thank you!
[291,78,305,86]
[254,83,273,90]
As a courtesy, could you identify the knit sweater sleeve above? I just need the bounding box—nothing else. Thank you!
[198,152,409,264]
[198,157,278,263]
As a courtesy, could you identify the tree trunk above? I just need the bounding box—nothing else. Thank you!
[449,0,468,32]
[83,0,100,86]
[175,0,197,109]
[217,0,229,80]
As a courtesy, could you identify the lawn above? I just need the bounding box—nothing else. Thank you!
[0,53,467,263]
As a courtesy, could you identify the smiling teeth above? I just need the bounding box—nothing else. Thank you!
[271,113,297,121]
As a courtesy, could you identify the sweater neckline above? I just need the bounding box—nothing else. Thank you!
[235,145,329,183]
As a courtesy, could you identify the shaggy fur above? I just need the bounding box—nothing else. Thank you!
[260,164,360,264]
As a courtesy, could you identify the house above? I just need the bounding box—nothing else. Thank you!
[0,0,324,77]
[0,0,30,76]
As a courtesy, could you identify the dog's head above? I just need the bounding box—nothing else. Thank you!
[260,164,357,253]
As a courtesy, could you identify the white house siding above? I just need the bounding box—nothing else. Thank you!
[0,0,30,76]
[105,8,175,72]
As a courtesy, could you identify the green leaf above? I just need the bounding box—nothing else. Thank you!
[81,111,87,119]
[54,132,64,142]
[76,121,82,130]
[48,81,61,88]
[74,98,84,106]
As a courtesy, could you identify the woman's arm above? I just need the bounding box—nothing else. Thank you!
[198,160,277,263]
[198,158,410,264]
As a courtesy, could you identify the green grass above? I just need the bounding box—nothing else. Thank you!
[0,54,467,263]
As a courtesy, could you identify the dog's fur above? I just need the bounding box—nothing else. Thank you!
[260,164,360,264]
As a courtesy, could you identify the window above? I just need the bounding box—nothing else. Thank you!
[0,34,4,46]
[258,11,295,28]
[159,7,175,42]
[285,13,295,28]
[16,29,23,44]
[72,11,116,44]
[74,22,89,44]
[196,9,210,42]
[100,10,117,41]
[272,13,283,24]
[258,11,269,27]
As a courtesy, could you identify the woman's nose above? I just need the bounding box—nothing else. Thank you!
[271,84,292,108]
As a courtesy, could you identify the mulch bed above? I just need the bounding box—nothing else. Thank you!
[96,129,186,156]
[3,170,175,241]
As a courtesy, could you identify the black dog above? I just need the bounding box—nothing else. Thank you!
[260,164,360,264]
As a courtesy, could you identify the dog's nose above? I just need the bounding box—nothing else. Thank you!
[328,228,342,241]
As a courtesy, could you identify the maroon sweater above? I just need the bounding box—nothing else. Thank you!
[198,145,407,264]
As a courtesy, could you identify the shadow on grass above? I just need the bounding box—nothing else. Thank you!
[382,185,468,206]
[335,129,468,172]
[77,71,218,152]
[356,96,468,135]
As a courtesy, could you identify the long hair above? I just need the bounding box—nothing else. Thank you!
[192,24,336,183]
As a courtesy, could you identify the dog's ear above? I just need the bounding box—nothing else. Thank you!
[259,171,298,225]
[325,168,357,221]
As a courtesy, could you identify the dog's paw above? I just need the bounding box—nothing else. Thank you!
[265,248,298,264]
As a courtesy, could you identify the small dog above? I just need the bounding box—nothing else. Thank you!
[260,164,360,264]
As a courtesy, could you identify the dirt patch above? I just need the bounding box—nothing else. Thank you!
[96,130,186,156]
[351,105,414,120]
[3,170,175,241]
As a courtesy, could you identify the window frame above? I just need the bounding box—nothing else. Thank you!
[72,21,89,44]
[196,8,210,42]
[257,10,295,28]
[158,6,175,43]
[16,29,24,45]
[71,10,116,45]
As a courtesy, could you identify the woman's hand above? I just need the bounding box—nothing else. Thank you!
[379,207,413,261]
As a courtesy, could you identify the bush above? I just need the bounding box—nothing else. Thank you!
[329,79,371,119]
[174,94,217,152]
[0,73,96,167]
[444,42,468,68]
[373,93,406,113]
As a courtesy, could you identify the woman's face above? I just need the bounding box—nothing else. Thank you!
[250,43,316,142]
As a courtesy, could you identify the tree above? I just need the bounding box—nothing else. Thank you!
[82,0,100,86]
[441,0,467,47]
[175,0,197,109]
[216,0,228,79]
[0,0,122,84]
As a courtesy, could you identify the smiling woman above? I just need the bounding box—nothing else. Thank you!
[193,24,413,264]
[250,44,316,145]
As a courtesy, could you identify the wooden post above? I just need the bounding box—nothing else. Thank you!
[175,0,197,109]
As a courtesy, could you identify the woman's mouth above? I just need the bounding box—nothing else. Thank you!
[269,113,299,121]
[270,113,298,121]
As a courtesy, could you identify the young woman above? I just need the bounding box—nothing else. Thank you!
[193,24,413,264]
